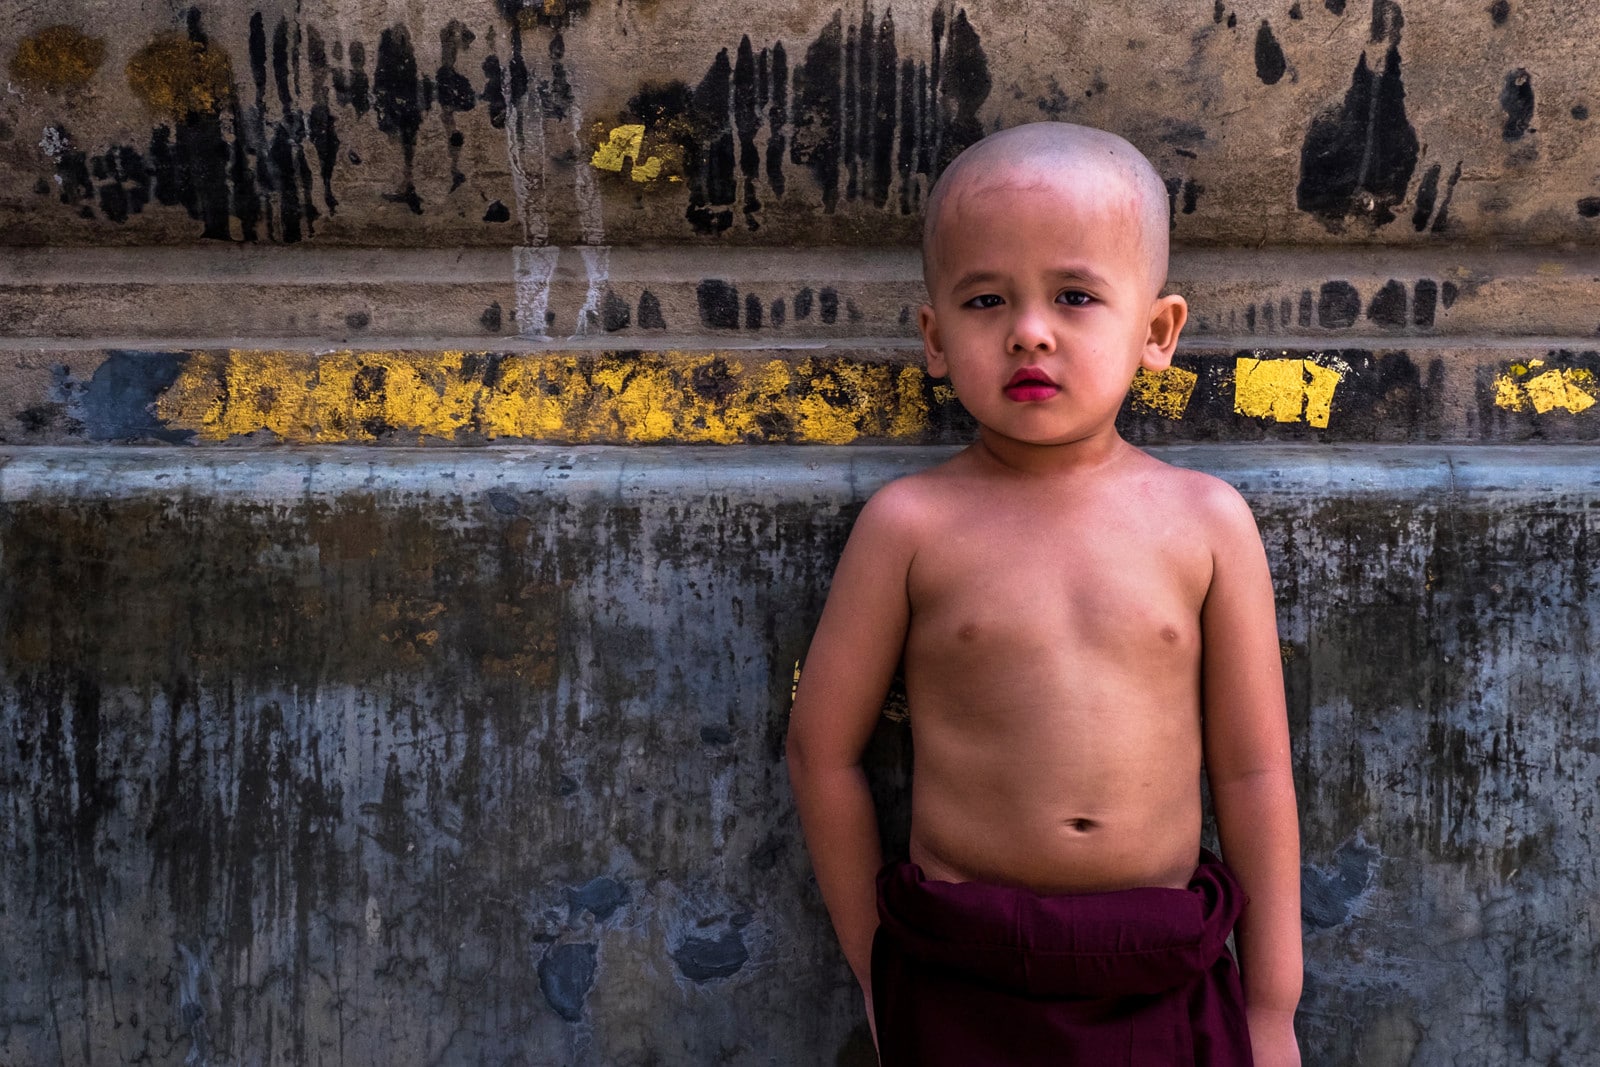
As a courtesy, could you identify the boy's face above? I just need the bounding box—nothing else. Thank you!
[918,168,1183,451]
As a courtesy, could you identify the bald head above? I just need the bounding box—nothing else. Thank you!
[922,123,1172,297]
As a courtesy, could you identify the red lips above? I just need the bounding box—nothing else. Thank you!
[1004,366,1059,401]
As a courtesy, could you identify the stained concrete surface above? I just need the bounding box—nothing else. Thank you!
[2,445,1597,1066]
[3,2,1600,247]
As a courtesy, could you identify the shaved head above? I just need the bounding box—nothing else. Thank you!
[922,123,1172,297]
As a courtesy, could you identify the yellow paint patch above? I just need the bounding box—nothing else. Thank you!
[9,26,105,92]
[1494,365,1598,414]
[1129,367,1198,419]
[126,34,233,116]
[154,351,949,444]
[1233,357,1342,429]
[591,124,666,181]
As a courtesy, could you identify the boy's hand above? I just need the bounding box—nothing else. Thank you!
[1247,1007,1300,1067]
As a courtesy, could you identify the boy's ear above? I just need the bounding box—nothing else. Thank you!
[1140,294,1188,372]
[918,303,949,378]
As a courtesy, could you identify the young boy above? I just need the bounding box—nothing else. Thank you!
[786,122,1302,1066]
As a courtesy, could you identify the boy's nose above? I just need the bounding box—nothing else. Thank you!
[1008,309,1056,353]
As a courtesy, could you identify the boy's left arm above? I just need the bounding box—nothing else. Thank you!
[1199,485,1303,1067]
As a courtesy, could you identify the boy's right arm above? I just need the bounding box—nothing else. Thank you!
[785,485,918,996]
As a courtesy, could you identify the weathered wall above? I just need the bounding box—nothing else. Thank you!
[2,447,1597,1067]
[3,1,1599,247]
[3,1,1599,1065]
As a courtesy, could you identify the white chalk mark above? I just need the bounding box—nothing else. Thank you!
[572,246,611,338]
[569,101,606,246]
[500,51,548,247]
[514,246,561,339]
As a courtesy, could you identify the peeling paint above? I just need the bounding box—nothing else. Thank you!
[1234,356,1343,428]
[150,350,950,444]
[9,26,105,92]
[591,124,666,181]
[1494,361,1598,414]
[125,34,234,116]
[1129,367,1198,419]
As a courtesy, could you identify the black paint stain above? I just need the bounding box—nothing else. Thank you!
[1578,197,1600,218]
[682,49,736,235]
[767,43,788,197]
[538,943,597,1021]
[870,9,898,209]
[771,298,786,327]
[1298,290,1314,328]
[305,27,341,214]
[602,292,631,332]
[1369,0,1403,43]
[1296,44,1419,228]
[1573,104,1589,120]
[1227,12,1239,28]
[1182,180,1202,214]
[481,303,503,331]
[1489,0,1510,25]
[1290,2,1304,18]
[820,287,839,324]
[334,40,371,115]
[437,21,477,191]
[697,280,740,330]
[792,12,844,212]
[77,350,194,443]
[734,37,762,230]
[1413,279,1437,327]
[1411,163,1440,231]
[374,24,424,213]
[795,287,814,319]
[1441,281,1458,309]
[1324,0,1346,13]
[483,200,510,222]
[1366,279,1407,327]
[1317,281,1361,328]
[1255,21,1287,84]
[938,11,990,174]
[671,927,748,981]
[93,146,151,223]
[1214,1,1226,21]
[691,358,740,401]
[1500,69,1534,140]
[638,291,667,330]
[1429,161,1462,233]
[344,311,370,330]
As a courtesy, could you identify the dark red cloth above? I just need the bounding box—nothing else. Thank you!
[872,852,1253,1066]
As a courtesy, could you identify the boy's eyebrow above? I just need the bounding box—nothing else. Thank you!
[948,266,1114,292]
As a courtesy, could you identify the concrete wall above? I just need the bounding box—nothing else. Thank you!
[3,1,1599,1065]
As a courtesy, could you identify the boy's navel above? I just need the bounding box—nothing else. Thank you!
[957,621,980,642]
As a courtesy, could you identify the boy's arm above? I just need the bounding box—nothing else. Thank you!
[786,486,917,996]
[1198,484,1303,1067]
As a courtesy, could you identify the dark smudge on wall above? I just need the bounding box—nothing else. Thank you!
[1296,3,1418,230]
[23,4,992,241]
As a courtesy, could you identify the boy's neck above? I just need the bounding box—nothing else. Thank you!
[972,425,1135,479]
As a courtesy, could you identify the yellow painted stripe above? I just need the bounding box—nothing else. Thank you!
[1129,367,1198,419]
[1233,357,1343,429]
[153,350,945,444]
[1493,365,1598,414]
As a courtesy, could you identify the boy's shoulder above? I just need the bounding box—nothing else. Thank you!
[857,445,1260,548]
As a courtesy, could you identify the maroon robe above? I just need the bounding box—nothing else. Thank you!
[872,852,1253,1066]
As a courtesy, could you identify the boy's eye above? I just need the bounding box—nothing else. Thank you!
[1058,290,1093,307]
[964,293,1005,309]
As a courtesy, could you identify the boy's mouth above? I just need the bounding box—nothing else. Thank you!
[1004,366,1060,401]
